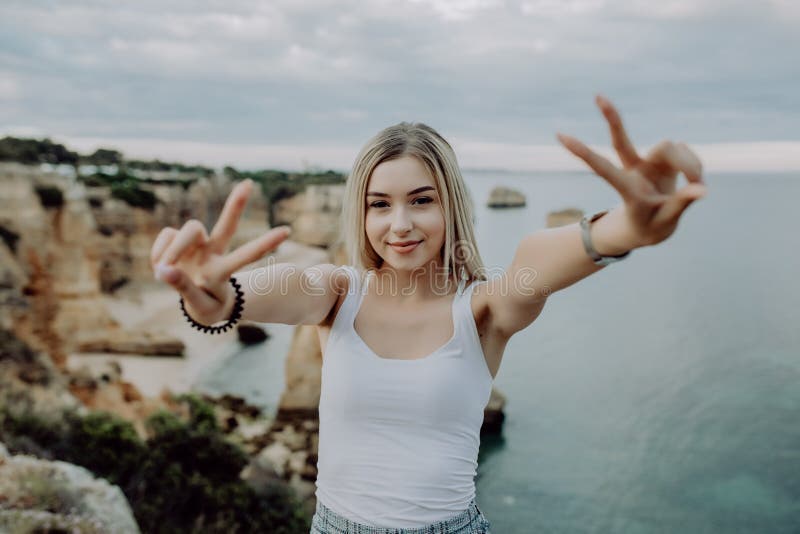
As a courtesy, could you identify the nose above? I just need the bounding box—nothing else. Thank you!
[390,205,412,234]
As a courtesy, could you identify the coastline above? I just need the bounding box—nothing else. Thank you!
[66,280,238,398]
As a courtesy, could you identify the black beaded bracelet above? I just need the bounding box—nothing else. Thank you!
[179,277,245,334]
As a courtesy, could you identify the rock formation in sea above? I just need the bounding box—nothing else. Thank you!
[487,185,526,208]
[546,207,584,228]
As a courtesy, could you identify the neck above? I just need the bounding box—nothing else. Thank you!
[372,260,457,301]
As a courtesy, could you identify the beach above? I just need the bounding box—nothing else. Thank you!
[66,280,238,398]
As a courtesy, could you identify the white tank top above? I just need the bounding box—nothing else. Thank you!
[315,265,494,527]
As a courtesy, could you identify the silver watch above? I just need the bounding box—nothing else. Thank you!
[580,210,631,266]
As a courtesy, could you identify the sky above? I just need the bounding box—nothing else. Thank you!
[1,0,798,172]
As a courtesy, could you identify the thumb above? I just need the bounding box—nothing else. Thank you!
[655,183,707,227]
[155,264,219,311]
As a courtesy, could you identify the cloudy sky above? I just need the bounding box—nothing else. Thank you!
[1,0,798,171]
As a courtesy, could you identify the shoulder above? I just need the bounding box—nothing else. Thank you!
[315,264,356,327]
[470,275,547,339]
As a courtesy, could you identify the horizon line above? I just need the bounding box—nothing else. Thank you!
[4,130,800,174]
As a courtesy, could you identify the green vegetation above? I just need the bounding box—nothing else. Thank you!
[0,136,79,165]
[1,136,347,218]
[110,180,158,211]
[126,158,214,177]
[77,172,159,210]
[224,166,346,224]
[0,395,310,533]
[81,148,123,166]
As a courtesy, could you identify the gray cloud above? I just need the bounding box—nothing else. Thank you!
[1,0,798,168]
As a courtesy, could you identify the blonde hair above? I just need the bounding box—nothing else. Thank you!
[338,122,487,285]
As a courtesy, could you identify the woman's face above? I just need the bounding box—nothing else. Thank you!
[364,155,446,272]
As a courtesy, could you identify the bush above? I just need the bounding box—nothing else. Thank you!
[0,397,310,533]
[63,411,145,486]
[110,180,158,211]
[0,136,79,165]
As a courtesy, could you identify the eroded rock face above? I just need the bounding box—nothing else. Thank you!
[277,325,323,422]
[273,184,345,248]
[0,443,141,534]
[0,163,277,359]
[0,328,80,418]
[76,328,184,356]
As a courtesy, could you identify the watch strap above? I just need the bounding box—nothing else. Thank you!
[580,210,631,266]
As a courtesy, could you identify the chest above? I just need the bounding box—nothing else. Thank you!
[354,296,455,360]
[317,289,506,379]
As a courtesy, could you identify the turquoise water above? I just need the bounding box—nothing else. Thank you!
[199,172,800,533]
[468,171,800,533]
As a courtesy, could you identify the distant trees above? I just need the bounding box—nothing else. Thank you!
[0,136,79,165]
[82,148,123,166]
[126,159,214,177]
[1,136,347,216]
[0,136,215,177]
[223,166,346,226]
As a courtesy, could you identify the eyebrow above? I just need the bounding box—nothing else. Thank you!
[366,186,436,198]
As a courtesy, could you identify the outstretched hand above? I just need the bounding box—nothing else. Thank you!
[150,179,291,323]
[557,95,708,248]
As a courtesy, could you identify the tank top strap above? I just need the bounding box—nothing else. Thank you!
[453,277,490,368]
[453,278,470,326]
[330,265,370,339]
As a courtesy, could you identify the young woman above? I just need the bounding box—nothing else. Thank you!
[150,96,707,533]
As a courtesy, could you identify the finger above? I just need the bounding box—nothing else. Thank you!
[652,182,708,227]
[150,227,177,268]
[155,264,221,315]
[159,220,209,266]
[596,94,640,168]
[208,179,254,254]
[557,133,631,200]
[675,142,704,183]
[647,140,704,184]
[219,225,292,275]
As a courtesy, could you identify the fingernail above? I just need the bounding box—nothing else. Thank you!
[156,263,175,283]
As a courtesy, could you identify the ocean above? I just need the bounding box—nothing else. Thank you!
[198,171,800,533]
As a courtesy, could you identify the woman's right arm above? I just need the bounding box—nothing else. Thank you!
[150,179,345,328]
[220,263,346,326]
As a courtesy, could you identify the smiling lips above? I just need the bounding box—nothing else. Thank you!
[389,240,422,253]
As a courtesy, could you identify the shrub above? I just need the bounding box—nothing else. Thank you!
[110,181,158,211]
[0,396,310,533]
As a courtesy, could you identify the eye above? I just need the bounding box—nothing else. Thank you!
[368,197,433,209]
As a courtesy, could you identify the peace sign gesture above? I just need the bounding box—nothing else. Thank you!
[557,95,708,248]
[150,179,291,325]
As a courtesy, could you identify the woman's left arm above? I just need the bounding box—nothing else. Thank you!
[489,95,708,337]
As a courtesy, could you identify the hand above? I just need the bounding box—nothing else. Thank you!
[150,179,291,324]
[557,95,708,248]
